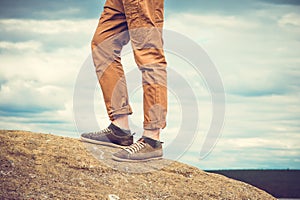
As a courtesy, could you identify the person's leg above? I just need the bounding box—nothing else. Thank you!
[91,0,132,130]
[112,0,166,161]
[123,0,167,140]
[81,0,134,147]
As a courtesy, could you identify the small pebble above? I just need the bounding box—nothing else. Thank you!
[108,194,120,200]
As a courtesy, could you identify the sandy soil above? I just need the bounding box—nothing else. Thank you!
[0,130,276,199]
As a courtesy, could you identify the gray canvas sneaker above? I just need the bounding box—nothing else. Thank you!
[112,136,163,162]
[80,123,133,148]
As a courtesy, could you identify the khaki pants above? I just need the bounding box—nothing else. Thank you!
[91,0,167,130]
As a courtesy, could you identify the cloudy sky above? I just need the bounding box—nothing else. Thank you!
[0,0,299,170]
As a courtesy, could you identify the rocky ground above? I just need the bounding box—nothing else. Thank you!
[0,130,276,199]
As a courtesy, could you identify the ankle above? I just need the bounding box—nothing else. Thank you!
[143,129,160,141]
[112,115,130,130]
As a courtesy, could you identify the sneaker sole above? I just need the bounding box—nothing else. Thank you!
[80,136,130,149]
[111,154,163,162]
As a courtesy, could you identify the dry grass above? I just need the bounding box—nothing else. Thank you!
[0,130,276,200]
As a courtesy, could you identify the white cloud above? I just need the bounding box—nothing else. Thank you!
[0,41,42,51]
[35,7,82,19]
[166,6,300,97]
[168,13,258,29]
[278,13,300,27]
[163,6,300,169]
[0,44,88,86]
[222,136,300,150]
[0,79,67,111]
[0,19,97,35]
[0,19,97,135]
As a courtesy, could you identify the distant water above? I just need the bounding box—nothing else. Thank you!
[206,170,300,199]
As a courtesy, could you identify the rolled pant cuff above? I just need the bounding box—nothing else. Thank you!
[108,106,133,121]
[144,120,166,130]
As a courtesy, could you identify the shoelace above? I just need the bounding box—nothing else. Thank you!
[124,141,146,154]
[90,128,111,135]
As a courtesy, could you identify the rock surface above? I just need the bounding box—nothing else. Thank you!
[0,130,276,200]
